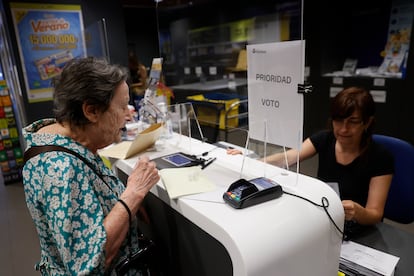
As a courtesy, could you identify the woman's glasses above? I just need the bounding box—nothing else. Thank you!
[332,117,363,128]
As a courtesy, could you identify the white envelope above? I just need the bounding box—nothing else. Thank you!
[99,123,163,159]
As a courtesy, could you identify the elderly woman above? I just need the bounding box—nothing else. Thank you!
[22,57,159,275]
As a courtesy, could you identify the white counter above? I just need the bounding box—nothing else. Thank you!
[112,134,344,276]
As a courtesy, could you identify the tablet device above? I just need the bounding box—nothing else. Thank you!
[152,152,203,170]
[162,153,194,167]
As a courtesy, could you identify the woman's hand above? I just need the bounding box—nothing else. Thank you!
[105,157,159,268]
[127,156,160,196]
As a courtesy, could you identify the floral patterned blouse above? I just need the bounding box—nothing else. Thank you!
[22,119,140,275]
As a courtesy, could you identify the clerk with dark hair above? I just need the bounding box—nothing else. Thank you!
[228,87,394,228]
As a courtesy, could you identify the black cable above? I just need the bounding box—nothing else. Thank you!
[283,191,345,239]
[200,146,219,156]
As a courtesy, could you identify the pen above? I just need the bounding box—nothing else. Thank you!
[201,146,219,156]
[202,157,216,170]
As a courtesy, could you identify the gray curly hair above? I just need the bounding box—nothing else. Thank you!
[51,57,128,127]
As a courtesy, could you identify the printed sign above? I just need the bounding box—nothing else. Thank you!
[247,40,305,149]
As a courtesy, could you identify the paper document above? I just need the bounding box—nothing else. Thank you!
[340,241,399,276]
[160,166,216,199]
[99,123,163,159]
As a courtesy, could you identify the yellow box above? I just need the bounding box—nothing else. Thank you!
[187,94,240,130]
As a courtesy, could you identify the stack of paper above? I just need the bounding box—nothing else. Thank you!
[159,166,216,199]
[339,241,399,276]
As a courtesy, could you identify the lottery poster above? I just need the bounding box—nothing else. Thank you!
[10,3,86,103]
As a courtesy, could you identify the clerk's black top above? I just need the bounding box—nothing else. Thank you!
[310,130,394,207]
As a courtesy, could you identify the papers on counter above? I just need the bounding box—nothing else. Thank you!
[340,241,399,276]
[99,123,163,159]
[159,166,216,199]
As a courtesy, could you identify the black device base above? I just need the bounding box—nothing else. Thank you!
[223,177,283,209]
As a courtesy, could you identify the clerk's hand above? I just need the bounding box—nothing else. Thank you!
[226,148,242,155]
[127,156,159,195]
[342,200,360,221]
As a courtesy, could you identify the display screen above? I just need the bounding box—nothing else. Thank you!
[250,177,278,190]
[162,153,193,167]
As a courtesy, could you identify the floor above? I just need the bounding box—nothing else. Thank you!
[1,150,414,275]
[0,177,40,276]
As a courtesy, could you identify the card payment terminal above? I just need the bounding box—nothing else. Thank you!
[223,177,283,209]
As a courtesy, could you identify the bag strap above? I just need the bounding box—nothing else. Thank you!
[23,145,105,181]
[24,145,83,163]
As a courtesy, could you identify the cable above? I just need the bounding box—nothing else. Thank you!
[283,191,345,239]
